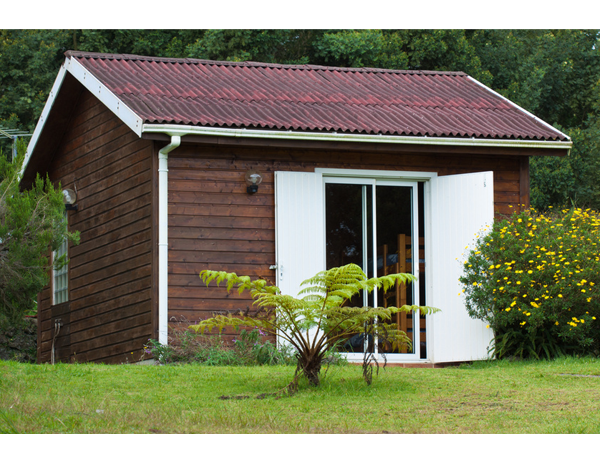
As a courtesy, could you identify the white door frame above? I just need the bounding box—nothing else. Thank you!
[277,168,493,364]
[318,169,438,362]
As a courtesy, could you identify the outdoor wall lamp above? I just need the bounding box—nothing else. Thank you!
[63,188,78,211]
[245,170,263,194]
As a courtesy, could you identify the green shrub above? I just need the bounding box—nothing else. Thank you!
[460,207,600,359]
[144,327,296,366]
[0,150,78,325]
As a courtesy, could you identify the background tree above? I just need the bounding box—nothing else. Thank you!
[1,29,599,208]
[468,30,600,210]
[185,29,320,64]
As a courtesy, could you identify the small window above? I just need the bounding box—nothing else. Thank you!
[53,234,69,305]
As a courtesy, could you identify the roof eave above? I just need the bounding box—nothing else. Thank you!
[466,75,571,143]
[142,123,573,152]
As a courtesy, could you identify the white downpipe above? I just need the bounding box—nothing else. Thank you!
[158,135,181,345]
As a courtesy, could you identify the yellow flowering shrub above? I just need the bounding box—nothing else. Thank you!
[460,207,600,359]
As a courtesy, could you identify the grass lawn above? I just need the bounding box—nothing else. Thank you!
[1,357,600,434]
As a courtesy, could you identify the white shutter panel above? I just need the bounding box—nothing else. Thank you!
[428,171,495,362]
[275,171,325,346]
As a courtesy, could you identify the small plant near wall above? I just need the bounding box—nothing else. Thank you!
[144,327,296,366]
[191,263,439,388]
[460,207,600,359]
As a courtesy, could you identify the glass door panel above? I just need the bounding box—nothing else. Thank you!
[376,185,415,354]
[325,177,426,360]
[325,182,373,353]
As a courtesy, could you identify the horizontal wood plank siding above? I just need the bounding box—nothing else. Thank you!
[38,87,155,364]
[167,144,527,328]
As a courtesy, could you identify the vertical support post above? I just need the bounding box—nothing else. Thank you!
[12,135,17,163]
[399,233,407,352]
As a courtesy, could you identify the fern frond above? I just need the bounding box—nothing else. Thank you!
[199,270,279,296]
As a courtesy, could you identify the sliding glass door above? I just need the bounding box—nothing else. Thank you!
[325,177,425,360]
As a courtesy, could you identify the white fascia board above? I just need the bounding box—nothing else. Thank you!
[466,75,572,142]
[142,123,572,151]
[21,57,144,178]
[66,57,143,137]
[21,64,68,176]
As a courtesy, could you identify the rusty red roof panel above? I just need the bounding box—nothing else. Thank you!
[65,51,568,141]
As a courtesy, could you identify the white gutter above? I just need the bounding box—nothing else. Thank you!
[142,123,572,152]
[158,135,181,345]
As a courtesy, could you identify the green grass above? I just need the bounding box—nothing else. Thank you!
[1,357,600,433]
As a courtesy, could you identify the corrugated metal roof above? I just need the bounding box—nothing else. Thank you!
[65,51,568,142]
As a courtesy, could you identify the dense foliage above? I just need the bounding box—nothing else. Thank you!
[191,264,438,386]
[0,147,79,324]
[460,208,600,359]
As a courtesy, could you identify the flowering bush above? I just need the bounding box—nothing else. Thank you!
[460,207,600,359]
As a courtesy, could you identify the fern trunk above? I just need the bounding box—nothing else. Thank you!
[296,350,323,386]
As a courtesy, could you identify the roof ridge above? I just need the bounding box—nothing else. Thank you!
[64,50,467,76]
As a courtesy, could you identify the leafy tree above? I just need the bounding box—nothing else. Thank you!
[468,30,600,129]
[312,30,410,69]
[0,144,79,324]
[530,124,600,210]
[77,30,205,58]
[0,30,74,132]
[191,263,439,386]
[313,30,492,84]
[185,29,321,64]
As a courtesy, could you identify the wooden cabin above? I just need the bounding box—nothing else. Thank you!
[21,51,572,365]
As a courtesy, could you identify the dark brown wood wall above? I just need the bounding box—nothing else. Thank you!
[167,143,528,329]
[38,89,156,364]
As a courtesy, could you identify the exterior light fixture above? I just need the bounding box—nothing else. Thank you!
[244,170,263,194]
[63,188,78,211]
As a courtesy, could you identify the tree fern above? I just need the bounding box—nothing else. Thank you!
[192,263,439,386]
